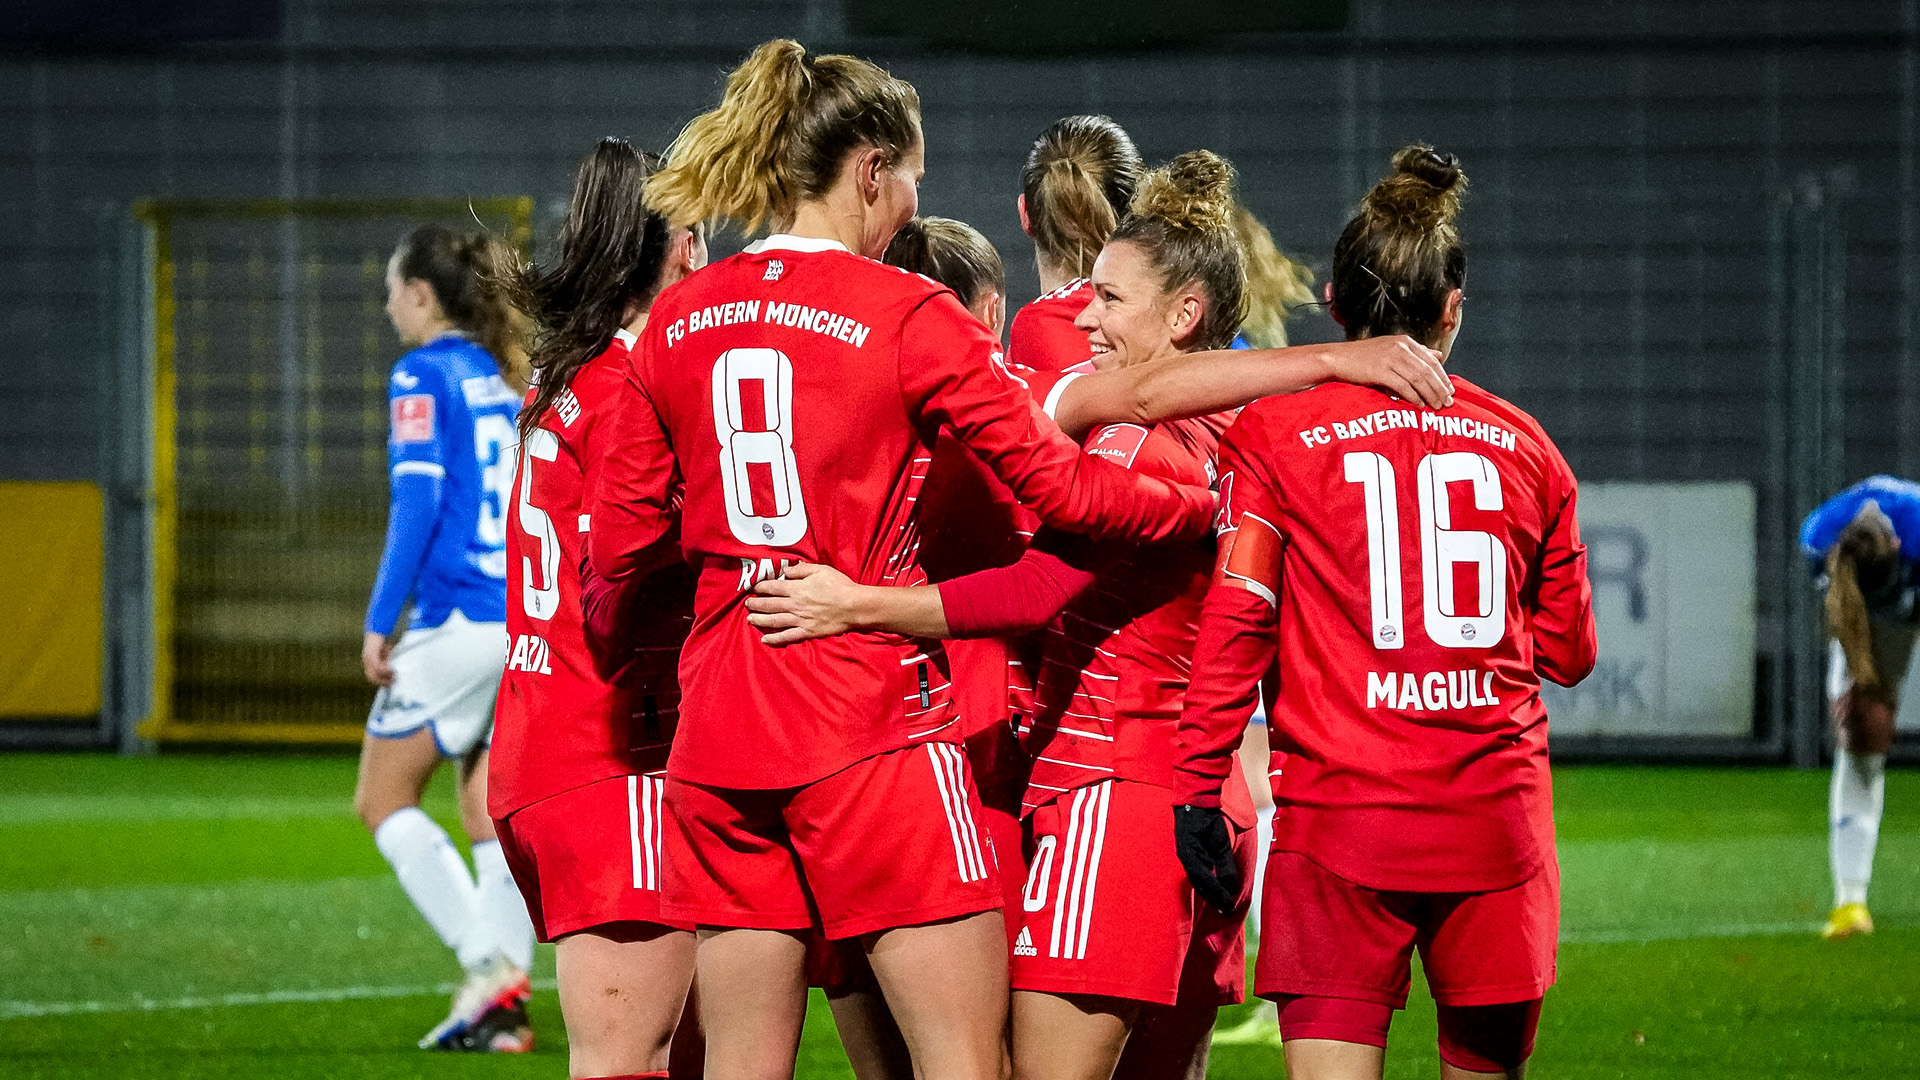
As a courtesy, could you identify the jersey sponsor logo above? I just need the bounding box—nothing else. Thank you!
[461,374,521,408]
[1365,669,1498,712]
[506,633,553,674]
[1085,423,1149,470]
[391,394,435,443]
[763,259,784,281]
[1012,927,1037,957]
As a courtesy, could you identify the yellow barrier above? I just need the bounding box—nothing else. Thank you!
[0,482,104,718]
[132,198,533,745]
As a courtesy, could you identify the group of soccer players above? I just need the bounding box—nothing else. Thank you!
[356,36,1600,1080]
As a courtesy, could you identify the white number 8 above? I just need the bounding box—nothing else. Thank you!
[713,348,809,546]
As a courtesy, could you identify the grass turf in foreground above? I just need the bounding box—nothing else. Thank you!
[0,755,1915,1078]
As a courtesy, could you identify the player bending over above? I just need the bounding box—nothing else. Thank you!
[1172,146,1596,1080]
[357,224,537,1052]
[493,137,709,1078]
[1801,476,1920,939]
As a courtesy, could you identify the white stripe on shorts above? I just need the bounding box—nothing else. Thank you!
[925,744,988,884]
[1048,781,1111,961]
[628,774,665,892]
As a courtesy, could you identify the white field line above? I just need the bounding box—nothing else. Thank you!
[0,977,559,1021]
[0,919,1836,1021]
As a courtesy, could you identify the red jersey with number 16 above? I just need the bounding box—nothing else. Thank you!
[588,236,1214,791]
[490,332,690,819]
[1174,376,1596,894]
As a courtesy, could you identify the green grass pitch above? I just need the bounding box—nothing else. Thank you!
[2,754,1916,1078]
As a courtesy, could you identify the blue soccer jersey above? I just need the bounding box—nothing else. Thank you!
[365,334,520,634]
[1800,475,1920,578]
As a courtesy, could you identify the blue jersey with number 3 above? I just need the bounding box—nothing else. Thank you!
[365,334,519,634]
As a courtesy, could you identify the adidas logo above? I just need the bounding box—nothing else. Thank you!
[1013,927,1037,957]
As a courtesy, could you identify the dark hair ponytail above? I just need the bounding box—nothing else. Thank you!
[1329,144,1468,348]
[512,138,678,439]
[393,223,520,378]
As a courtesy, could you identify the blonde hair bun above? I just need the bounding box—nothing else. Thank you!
[1130,150,1236,234]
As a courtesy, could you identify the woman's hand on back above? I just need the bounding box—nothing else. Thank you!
[1325,335,1452,410]
[746,563,864,646]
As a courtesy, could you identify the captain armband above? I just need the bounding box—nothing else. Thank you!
[1218,512,1283,608]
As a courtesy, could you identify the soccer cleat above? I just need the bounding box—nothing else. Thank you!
[418,956,533,1051]
[1822,902,1875,939]
[457,999,534,1053]
[1210,999,1283,1047]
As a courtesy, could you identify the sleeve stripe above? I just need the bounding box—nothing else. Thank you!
[391,461,446,478]
[1040,370,1084,421]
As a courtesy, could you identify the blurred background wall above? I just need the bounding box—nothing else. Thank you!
[1,0,1914,755]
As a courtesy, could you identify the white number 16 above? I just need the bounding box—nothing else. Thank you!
[1343,450,1507,650]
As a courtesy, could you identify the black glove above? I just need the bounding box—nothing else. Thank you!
[1173,804,1240,916]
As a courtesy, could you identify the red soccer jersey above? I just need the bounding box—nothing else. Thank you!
[491,333,690,818]
[1008,279,1094,372]
[587,236,1214,790]
[1018,412,1254,824]
[1174,376,1597,893]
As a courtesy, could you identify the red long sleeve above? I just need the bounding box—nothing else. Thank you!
[899,298,1213,546]
[1530,473,1597,687]
[1172,434,1286,808]
[937,543,1098,638]
[585,363,683,586]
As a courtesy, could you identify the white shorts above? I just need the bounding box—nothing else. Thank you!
[367,610,507,757]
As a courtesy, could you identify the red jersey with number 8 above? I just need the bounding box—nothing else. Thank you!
[588,237,1214,791]
[491,332,690,819]
[1174,376,1596,893]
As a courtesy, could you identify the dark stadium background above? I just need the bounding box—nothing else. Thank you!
[0,3,1912,747]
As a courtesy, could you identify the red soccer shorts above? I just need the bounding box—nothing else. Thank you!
[494,772,689,942]
[1011,779,1253,1007]
[1255,849,1559,1008]
[662,743,1003,939]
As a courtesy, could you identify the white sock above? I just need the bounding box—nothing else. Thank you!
[1249,803,1276,939]
[471,838,536,972]
[1830,749,1886,907]
[373,806,490,971]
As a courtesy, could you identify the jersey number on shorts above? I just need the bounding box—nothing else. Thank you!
[515,428,562,621]
[1343,450,1507,650]
[712,348,809,546]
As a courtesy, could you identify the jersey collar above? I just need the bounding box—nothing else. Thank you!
[745,233,851,255]
[613,327,638,349]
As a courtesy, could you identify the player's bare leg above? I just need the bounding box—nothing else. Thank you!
[455,745,499,842]
[1111,1002,1216,1080]
[1009,990,1136,1080]
[865,910,1012,1080]
[353,726,442,832]
[696,927,810,1080]
[828,987,915,1080]
[555,922,697,1078]
[1280,1038,1385,1080]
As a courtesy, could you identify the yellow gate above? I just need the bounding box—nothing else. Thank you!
[133,198,533,744]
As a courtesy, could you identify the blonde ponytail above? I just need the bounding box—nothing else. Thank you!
[1022,115,1143,278]
[1233,206,1315,349]
[645,38,920,233]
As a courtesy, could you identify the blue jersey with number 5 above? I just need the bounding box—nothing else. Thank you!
[365,334,519,634]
